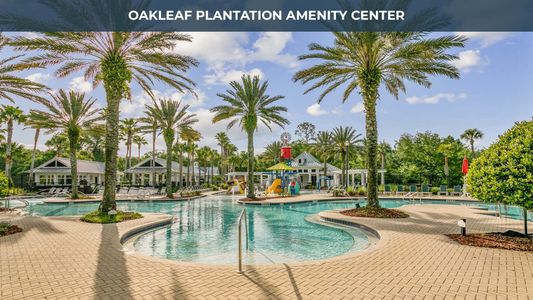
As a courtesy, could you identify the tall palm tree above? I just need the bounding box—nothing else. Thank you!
[211,75,289,198]
[181,129,201,185]
[294,32,465,207]
[437,143,454,187]
[120,118,139,179]
[0,34,48,104]
[132,134,147,161]
[24,115,42,188]
[187,142,199,185]
[197,146,211,184]
[148,99,197,198]
[173,141,187,187]
[12,32,198,212]
[461,128,483,156]
[30,90,102,199]
[0,105,26,181]
[139,113,159,188]
[332,126,362,188]
[214,132,230,177]
[311,131,334,178]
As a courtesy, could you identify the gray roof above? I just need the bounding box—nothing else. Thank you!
[293,152,340,172]
[126,157,219,175]
[31,157,105,174]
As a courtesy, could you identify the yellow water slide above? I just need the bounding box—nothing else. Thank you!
[266,178,282,194]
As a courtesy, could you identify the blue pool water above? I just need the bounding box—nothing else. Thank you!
[25,197,532,264]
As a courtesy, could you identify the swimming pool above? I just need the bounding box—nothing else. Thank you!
[24,197,532,265]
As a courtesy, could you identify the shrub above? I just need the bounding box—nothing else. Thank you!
[430,187,440,195]
[357,187,366,196]
[0,172,8,198]
[468,120,533,234]
[346,186,357,196]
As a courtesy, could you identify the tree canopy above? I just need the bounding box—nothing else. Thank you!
[468,120,533,210]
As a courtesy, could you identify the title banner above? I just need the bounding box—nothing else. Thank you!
[1,0,532,31]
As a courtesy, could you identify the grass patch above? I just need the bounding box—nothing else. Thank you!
[341,206,409,218]
[0,222,23,237]
[80,211,143,224]
[447,231,533,251]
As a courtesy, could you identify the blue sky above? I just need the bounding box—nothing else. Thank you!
[4,32,533,155]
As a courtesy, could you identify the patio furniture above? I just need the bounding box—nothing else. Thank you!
[421,184,431,196]
[383,184,392,195]
[438,185,448,196]
[405,184,418,197]
[395,185,405,195]
[452,185,462,196]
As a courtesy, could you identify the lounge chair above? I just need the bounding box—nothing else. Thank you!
[438,185,448,196]
[56,187,70,196]
[452,185,462,196]
[395,185,405,195]
[383,184,392,195]
[405,184,418,197]
[43,187,58,196]
[421,184,431,196]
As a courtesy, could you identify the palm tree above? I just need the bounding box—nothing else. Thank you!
[82,124,106,161]
[0,105,26,181]
[173,141,187,187]
[0,34,48,104]
[180,128,201,186]
[437,143,454,187]
[332,126,362,188]
[30,90,102,199]
[214,132,230,177]
[294,32,465,207]
[132,134,147,161]
[461,128,483,156]
[211,75,289,198]
[24,115,43,188]
[197,146,211,184]
[187,142,199,185]
[311,131,334,178]
[12,32,198,212]
[148,99,197,198]
[120,118,139,180]
[139,113,159,188]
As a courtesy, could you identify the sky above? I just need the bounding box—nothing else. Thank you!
[3,32,533,156]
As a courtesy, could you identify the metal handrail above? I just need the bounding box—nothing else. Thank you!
[237,207,249,273]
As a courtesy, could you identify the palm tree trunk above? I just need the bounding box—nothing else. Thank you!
[362,72,380,208]
[178,154,183,187]
[470,140,475,156]
[69,133,79,199]
[165,142,173,198]
[246,130,255,198]
[151,129,156,188]
[5,119,13,180]
[29,127,40,188]
[100,55,129,213]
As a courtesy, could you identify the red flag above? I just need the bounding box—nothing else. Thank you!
[462,156,469,175]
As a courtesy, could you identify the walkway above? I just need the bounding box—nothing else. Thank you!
[1,204,532,299]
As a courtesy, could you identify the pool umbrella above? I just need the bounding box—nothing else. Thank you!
[461,156,469,196]
[462,156,469,175]
[267,162,295,171]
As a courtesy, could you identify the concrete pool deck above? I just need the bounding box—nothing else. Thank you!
[1,203,532,299]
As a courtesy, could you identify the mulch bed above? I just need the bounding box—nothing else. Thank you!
[0,223,23,237]
[446,231,533,251]
[341,206,410,218]
[0,207,14,212]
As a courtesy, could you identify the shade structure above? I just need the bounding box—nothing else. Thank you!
[267,162,295,171]
[462,156,469,175]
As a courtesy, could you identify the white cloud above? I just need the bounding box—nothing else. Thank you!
[25,73,50,84]
[350,102,365,114]
[405,93,467,105]
[459,32,514,48]
[204,68,265,86]
[122,89,206,118]
[176,32,298,86]
[306,103,329,116]
[452,50,487,73]
[69,76,92,93]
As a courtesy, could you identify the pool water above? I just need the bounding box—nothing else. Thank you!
[25,197,532,265]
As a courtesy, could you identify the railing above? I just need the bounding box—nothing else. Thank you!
[237,207,249,273]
